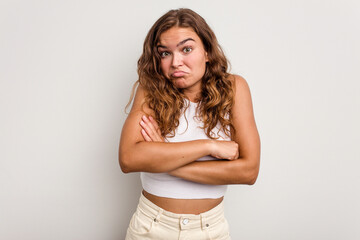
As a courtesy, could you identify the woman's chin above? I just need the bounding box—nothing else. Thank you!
[172,78,187,88]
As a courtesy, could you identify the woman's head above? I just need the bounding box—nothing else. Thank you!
[133,8,234,139]
[138,8,228,90]
[157,26,209,95]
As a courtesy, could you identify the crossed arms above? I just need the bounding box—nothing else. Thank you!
[119,75,260,185]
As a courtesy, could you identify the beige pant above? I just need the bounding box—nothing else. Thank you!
[125,193,231,240]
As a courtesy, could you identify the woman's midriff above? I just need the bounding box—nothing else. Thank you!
[142,190,223,215]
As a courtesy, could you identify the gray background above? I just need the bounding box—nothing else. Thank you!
[1,0,359,239]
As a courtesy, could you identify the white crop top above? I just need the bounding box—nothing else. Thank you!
[141,99,231,199]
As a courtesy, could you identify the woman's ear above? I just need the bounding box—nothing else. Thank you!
[205,52,209,62]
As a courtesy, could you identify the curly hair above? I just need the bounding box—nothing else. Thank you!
[127,8,235,139]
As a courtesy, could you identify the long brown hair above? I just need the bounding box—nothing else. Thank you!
[127,8,235,139]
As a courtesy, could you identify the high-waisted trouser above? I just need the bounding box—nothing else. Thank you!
[125,193,231,240]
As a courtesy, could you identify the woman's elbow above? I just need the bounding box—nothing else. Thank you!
[119,150,135,173]
[246,169,259,185]
[120,162,131,174]
[233,159,260,185]
[119,146,153,173]
[119,156,129,174]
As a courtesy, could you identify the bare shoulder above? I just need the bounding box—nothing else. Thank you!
[120,84,154,148]
[230,74,250,95]
[229,74,260,161]
[228,74,252,106]
[229,74,257,142]
[129,84,154,116]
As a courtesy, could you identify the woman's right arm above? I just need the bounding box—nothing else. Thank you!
[118,85,238,173]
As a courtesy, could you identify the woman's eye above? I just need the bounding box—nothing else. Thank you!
[183,47,192,53]
[160,52,170,58]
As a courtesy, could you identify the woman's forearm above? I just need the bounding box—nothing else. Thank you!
[119,140,212,173]
[169,158,259,185]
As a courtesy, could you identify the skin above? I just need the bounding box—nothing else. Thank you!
[157,27,208,102]
[119,27,260,214]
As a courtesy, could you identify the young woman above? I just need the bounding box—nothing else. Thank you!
[119,8,260,240]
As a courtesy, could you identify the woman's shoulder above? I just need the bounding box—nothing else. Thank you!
[228,74,250,96]
[229,74,248,86]
[229,74,253,115]
[129,83,155,116]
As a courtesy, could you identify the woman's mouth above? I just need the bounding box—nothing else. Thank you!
[171,71,187,78]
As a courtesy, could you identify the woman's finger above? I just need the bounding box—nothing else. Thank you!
[140,120,154,140]
[149,116,163,139]
[141,129,152,141]
[140,118,157,141]
[148,115,160,130]
[142,115,164,142]
[142,115,158,136]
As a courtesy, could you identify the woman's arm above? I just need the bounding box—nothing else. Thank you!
[171,76,260,184]
[140,75,260,185]
[118,85,239,173]
[169,160,257,185]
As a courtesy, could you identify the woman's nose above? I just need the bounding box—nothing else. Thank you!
[171,53,183,67]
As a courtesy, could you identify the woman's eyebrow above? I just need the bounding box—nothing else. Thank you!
[176,38,195,47]
[157,38,195,49]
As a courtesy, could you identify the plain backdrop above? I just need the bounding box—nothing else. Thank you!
[1,0,359,239]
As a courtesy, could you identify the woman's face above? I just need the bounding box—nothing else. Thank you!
[157,27,208,96]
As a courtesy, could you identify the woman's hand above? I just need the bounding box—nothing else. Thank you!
[209,140,239,160]
[140,115,164,142]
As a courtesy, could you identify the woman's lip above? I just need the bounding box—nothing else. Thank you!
[171,71,187,77]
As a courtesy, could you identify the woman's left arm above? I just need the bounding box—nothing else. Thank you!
[170,75,260,185]
[141,75,260,185]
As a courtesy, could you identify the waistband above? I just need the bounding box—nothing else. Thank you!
[138,192,225,230]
